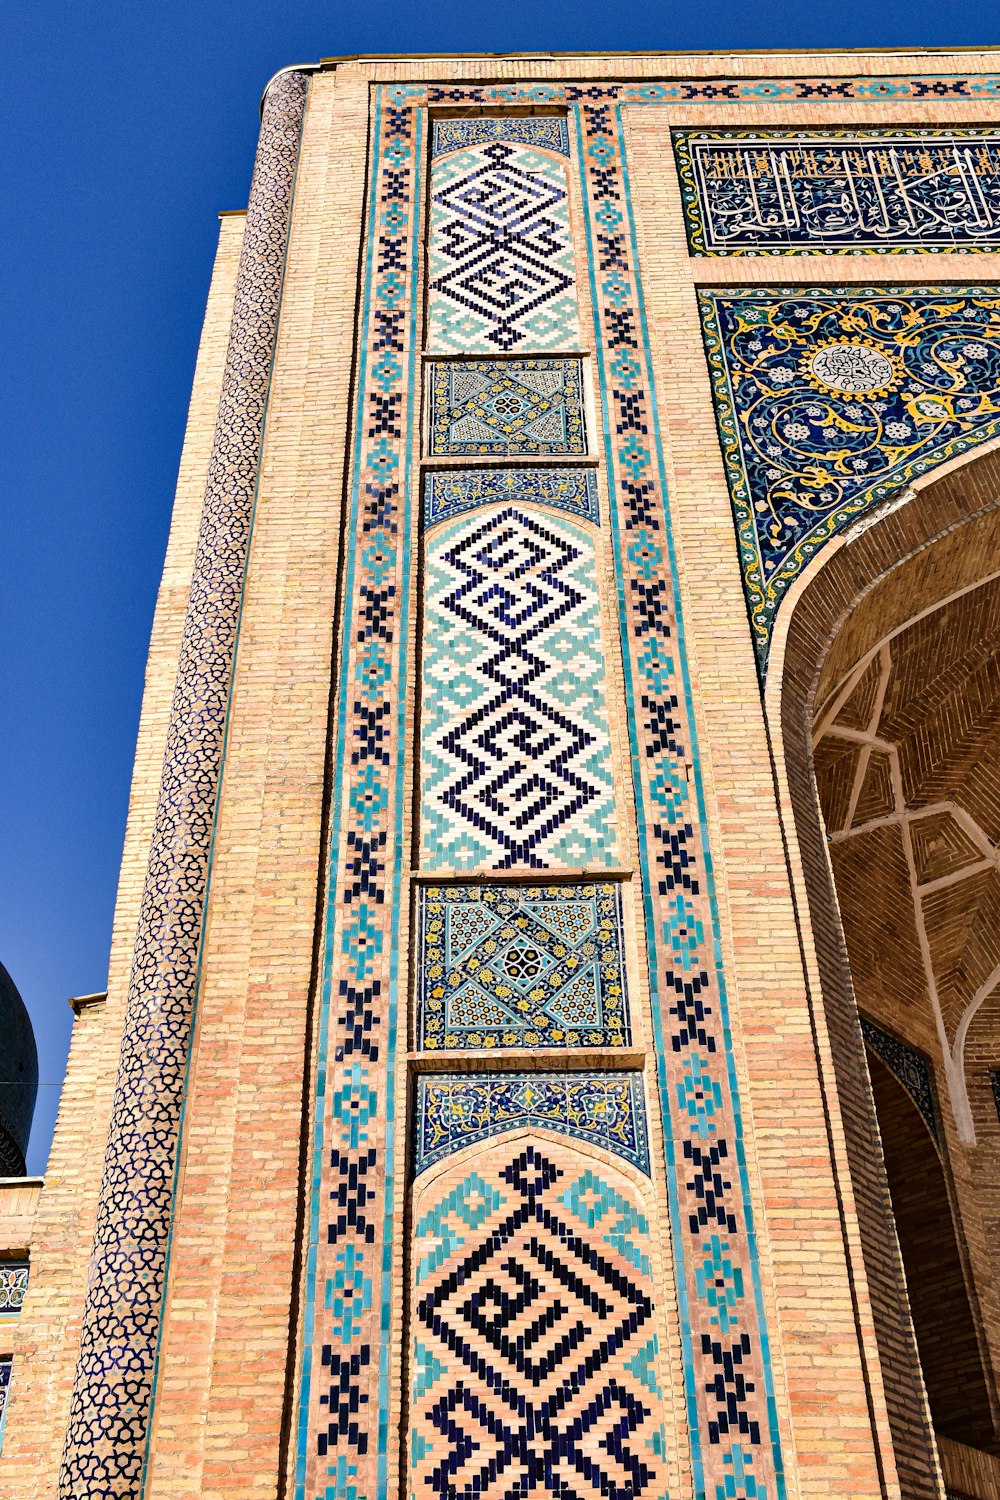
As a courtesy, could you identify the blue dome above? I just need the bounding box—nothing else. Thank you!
[0,962,38,1176]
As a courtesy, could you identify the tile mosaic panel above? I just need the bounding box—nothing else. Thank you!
[428,125,579,353]
[0,1358,10,1455]
[674,129,1000,255]
[433,117,570,158]
[427,358,586,457]
[860,1016,938,1144]
[415,883,629,1050]
[700,287,1000,667]
[59,68,310,1499]
[0,1262,28,1319]
[414,1072,649,1173]
[405,1142,668,1500]
[424,467,599,529]
[421,507,617,870]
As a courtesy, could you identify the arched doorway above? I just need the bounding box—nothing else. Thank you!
[769,445,1000,1500]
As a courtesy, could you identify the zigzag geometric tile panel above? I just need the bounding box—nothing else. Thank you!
[428,119,580,354]
[424,468,599,529]
[414,1073,649,1174]
[427,359,587,457]
[405,1142,668,1500]
[415,883,630,1050]
[421,507,617,869]
[674,129,1000,255]
[699,286,1000,666]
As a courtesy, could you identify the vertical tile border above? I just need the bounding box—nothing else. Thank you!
[292,86,423,1500]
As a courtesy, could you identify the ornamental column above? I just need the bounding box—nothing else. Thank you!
[58,67,310,1497]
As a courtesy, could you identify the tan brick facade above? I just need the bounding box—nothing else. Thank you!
[5,49,1000,1500]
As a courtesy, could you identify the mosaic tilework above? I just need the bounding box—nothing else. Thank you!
[299,83,811,1500]
[860,1016,938,1145]
[433,117,570,158]
[415,1073,649,1173]
[674,129,1000,255]
[415,883,629,1050]
[59,70,310,1499]
[424,467,599,529]
[428,131,580,353]
[0,1358,10,1455]
[405,1143,668,1500]
[0,1262,28,1319]
[573,100,786,1500]
[427,359,586,457]
[293,89,425,1500]
[700,287,1000,667]
[421,75,1000,107]
[421,508,617,870]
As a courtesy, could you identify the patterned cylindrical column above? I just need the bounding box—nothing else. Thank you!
[58,68,309,1497]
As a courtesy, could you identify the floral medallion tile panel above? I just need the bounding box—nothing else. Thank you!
[674,129,1000,255]
[424,467,599,529]
[428,118,579,354]
[421,505,617,870]
[414,1072,649,1174]
[415,883,630,1051]
[699,287,1000,665]
[427,358,587,457]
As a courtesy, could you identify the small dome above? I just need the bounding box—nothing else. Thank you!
[0,962,38,1176]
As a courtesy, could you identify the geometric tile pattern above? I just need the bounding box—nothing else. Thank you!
[427,359,587,457]
[414,1073,649,1173]
[415,883,629,1050]
[700,286,1000,667]
[674,129,1000,255]
[0,1262,28,1318]
[421,508,617,869]
[428,134,579,353]
[405,1144,667,1500]
[424,468,599,529]
[59,68,311,1500]
[860,1015,939,1145]
[433,117,570,158]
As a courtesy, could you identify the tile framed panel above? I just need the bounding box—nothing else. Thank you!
[423,467,599,529]
[428,119,580,354]
[420,504,618,871]
[673,128,1000,256]
[414,1072,650,1173]
[426,357,587,458]
[404,1141,670,1500]
[699,285,1000,668]
[414,881,631,1052]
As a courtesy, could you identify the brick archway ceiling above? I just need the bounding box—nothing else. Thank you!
[812,576,1000,1123]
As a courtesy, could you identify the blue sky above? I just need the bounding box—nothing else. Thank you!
[3,4,994,1173]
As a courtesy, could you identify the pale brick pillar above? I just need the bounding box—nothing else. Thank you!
[57,67,310,1497]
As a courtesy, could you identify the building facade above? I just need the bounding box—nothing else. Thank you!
[4,47,1000,1500]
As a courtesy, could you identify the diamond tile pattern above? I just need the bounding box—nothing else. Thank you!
[421,507,616,870]
[428,360,586,457]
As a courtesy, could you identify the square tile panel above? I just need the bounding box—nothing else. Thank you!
[427,358,587,457]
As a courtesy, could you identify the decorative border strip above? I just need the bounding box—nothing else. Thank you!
[414,1072,650,1174]
[417,75,1000,107]
[432,115,570,157]
[860,1016,939,1144]
[292,90,424,1500]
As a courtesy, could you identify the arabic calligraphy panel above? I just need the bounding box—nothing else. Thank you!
[674,130,1000,255]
